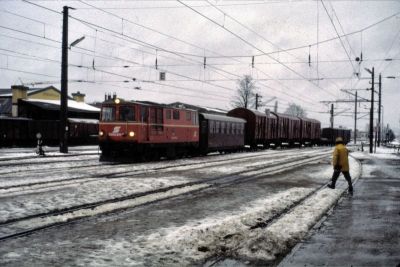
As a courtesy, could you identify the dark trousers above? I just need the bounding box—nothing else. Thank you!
[331,170,353,189]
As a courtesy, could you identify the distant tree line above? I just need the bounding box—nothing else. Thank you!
[232,75,307,118]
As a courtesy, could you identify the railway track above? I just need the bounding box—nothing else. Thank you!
[0,151,100,164]
[0,149,331,242]
[0,155,102,175]
[0,148,329,195]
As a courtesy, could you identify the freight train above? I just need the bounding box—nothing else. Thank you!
[98,98,351,160]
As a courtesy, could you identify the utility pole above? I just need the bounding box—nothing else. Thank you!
[60,6,69,153]
[368,67,375,154]
[255,93,262,110]
[340,88,380,145]
[354,91,357,144]
[378,74,382,147]
[330,103,334,128]
[274,101,278,113]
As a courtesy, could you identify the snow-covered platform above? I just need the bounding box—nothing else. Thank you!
[279,147,400,266]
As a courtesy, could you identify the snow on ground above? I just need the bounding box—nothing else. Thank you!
[0,183,210,238]
[352,146,400,179]
[0,146,369,266]
[0,175,193,223]
[0,149,329,224]
[352,146,400,160]
[0,146,100,159]
[65,157,361,266]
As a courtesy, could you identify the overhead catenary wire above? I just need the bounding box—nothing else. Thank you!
[204,0,344,94]
[73,0,317,106]
[17,0,400,60]
[0,6,328,109]
[6,0,397,116]
[327,1,357,60]
[177,0,339,100]
[67,14,321,107]
[320,0,358,76]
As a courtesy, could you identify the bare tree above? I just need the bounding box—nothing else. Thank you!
[231,75,257,109]
[284,102,307,117]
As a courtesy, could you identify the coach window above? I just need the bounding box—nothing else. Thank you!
[156,108,163,131]
[166,109,172,120]
[150,108,156,123]
[101,106,115,121]
[173,110,180,120]
[119,106,135,121]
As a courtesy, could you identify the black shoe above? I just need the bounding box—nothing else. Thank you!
[349,187,354,195]
[327,184,335,189]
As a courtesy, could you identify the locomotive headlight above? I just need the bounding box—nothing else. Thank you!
[99,130,104,137]
[115,98,120,104]
[129,131,135,137]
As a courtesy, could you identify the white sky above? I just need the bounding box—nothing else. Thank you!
[0,0,399,132]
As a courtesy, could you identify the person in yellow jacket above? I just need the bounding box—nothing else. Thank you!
[327,137,354,194]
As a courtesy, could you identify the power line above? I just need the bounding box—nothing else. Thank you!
[69,3,320,107]
[77,0,223,58]
[320,0,358,75]
[177,0,338,100]
[1,14,322,108]
[19,0,400,61]
[328,1,357,59]
[0,20,238,96]
[21,0,61,14]
[205,0,344,94]
[5,0,372,110]
[0,66,59,78]
[76,2,305,10]
[68,14,319,107]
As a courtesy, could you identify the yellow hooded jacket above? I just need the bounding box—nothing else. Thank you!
[332,143,349,172]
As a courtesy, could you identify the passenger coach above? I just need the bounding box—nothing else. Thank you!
[199,113,246,154]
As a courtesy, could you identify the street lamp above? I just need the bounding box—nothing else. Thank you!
[69,36,85,49]
[364,67,374,153]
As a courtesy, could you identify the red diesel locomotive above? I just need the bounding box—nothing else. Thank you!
[99,99,199,159]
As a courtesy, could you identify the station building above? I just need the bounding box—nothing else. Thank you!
[0,85,99,119]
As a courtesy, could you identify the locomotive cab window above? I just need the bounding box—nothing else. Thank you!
[101,106,115,121]
[119,106,135,121]
[141,106,148,122]
[166,109,172,120]
[192,112,197,125]
[186,111,191,121]
[173,110,180,120]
